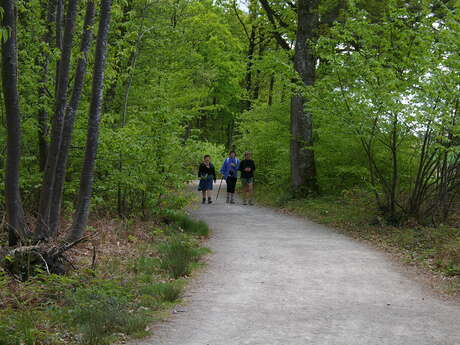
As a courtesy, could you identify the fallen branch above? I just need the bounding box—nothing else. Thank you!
[1,234,96,279]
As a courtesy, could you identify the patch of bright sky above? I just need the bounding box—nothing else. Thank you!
[236,0,249,12]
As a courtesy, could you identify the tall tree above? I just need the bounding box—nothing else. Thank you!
[259,0,343,195]
[48,0,96,236]
[1,0,27,245]
[36,0,79,239]
[259,0,319,195]
[290,0,319,195]
[69,0,113,242]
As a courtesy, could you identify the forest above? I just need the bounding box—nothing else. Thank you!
[0,0,459,344]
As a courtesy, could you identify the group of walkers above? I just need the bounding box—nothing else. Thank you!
[197,151,256,205]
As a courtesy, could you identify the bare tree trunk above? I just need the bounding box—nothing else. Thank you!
[244,25,257,110]
[388,113,399,222]
[68,0,113,242]
[290,0,319,196]
[36,0,79,239]
[48,0,96,237]
[252,32,266,101]
[54,0,64,92]
[268,74,275,106]
[1,0,27,245]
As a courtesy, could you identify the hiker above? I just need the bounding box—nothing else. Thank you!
[198,155,216,204]
[220,151,240,204]
[238,151,256,205]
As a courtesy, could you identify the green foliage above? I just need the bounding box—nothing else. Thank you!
[163,211,210,237]
[0,310,49,345]
[0,0,244,220]
[0,216,209,344]
[62,282,149,345]
[139,281,183,303]
[158,236,204,278]
[235,103,290,187]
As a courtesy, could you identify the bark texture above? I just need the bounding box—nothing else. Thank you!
[37,0,79,239]
[48,0,96,236]
[1,0,27,245]
[69,0,113,242]
[290,0,319,195]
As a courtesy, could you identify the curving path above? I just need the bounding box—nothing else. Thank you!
[134,185,460,345]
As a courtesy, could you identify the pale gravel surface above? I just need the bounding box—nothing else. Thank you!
[133,186,460,345]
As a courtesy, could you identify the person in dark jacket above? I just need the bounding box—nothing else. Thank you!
[238,151,256,205]
[198,155,216,204]
[220,151,240,204]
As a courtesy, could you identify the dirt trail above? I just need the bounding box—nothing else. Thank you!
[134,186,460,345]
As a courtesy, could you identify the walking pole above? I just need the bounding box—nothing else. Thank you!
[216,176,224,200]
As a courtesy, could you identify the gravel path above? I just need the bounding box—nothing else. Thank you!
[134,188,460,345]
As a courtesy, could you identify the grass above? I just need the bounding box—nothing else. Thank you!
[0,213,211,345]
[162,211,210,237]
[255,185,460,295]
[158,236,208,278]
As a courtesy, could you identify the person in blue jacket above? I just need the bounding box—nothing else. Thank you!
[220,151,240,204]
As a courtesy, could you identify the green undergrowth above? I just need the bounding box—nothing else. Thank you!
[256,186,460,295]
[0,212,210,345]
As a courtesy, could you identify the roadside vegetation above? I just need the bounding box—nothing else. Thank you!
[0,210,210,345]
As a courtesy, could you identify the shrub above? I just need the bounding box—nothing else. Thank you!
[0,310,47,345]
[158,237,202,278]
[166,212,210,237]
[139,281,183,303]
[64,282,148,345]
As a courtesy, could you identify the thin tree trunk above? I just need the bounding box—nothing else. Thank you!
[48,0,96,237]
[227,118,235,149]
[244,25,256,110]
[268,74,275,106]
[37,0,56,171]
[1,0,27,245]
[68,0,113,242]
[117,17,147,216]
[252,32,265,101]
[54,0,63,93]
[290,0,319,195]
[389,113,398,222]
[36,0,79,239]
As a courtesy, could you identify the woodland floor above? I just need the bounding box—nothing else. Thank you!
[133,182,460,345]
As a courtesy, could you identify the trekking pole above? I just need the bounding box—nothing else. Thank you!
[216,176,224,200]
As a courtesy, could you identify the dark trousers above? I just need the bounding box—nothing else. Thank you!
[226,176,237,193]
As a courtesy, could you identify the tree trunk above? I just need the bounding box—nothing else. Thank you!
[54,0,64,93]
[36,0,79,239]
[37,0,56,171]
[244,25,256,110]
[1,0,27,245]
[48,0,96,237]
[68,0,113,242]
[268,74,275,106]
[388,113,399,222]
[290,0,319,196]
